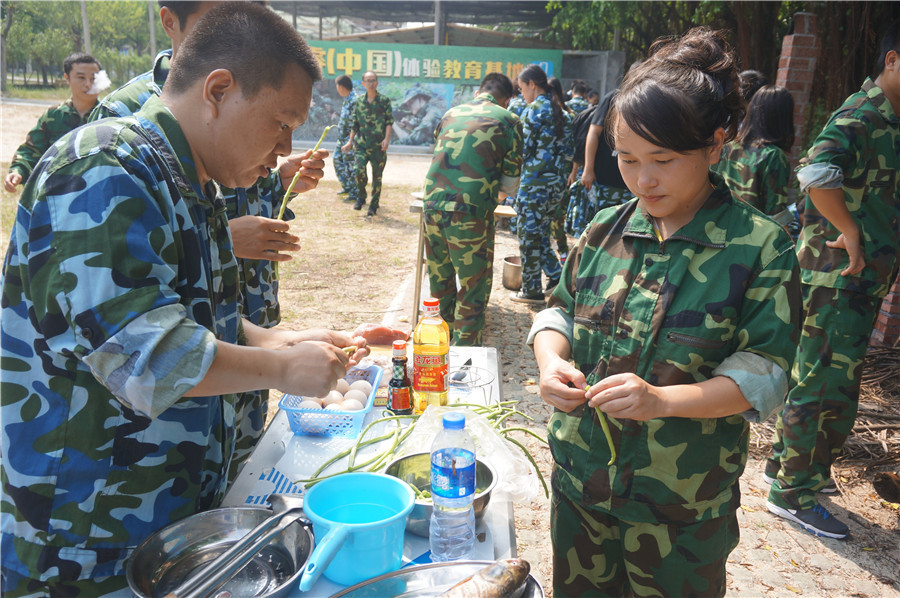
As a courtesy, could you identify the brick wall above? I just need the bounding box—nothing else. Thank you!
[775,12,819,165]
[870,273,900,347]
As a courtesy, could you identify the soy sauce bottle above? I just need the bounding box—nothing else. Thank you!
[388,340,413,415]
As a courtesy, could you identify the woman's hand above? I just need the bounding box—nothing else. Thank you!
[587,372,665,421]
[538,353,589,413]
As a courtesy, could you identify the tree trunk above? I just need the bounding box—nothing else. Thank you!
[1,3,13,93]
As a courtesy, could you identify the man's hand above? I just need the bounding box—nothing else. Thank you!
[4,172,22,193]
[229,215,300,261]
[278,148,327,194]
[827,233,866,276]
[380,137,390,152]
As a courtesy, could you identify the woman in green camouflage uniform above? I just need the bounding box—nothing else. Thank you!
[713,84,798,235]
[529,29,801,597]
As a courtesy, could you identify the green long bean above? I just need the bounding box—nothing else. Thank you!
[503,435,549,499]
[276,125,333,220]
[584,384,616,466]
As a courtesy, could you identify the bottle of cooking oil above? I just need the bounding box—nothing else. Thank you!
[412,297,450,414]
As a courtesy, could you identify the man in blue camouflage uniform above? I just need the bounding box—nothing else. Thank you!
[343,71,393,217]
[334,74,357,198]
[88,0,321,482]
[765,19,900,539]
[4,53,102,192]
[565,81,590,115]
[0,5,366,596]
[423,73,523,345]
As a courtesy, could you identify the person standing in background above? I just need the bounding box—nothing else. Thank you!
[510,64,570,304]
[4,53,104,192]
[765,18,900,540]
[713,84,796,233]
[566,81,590,115]
[334,74,357,198]
[343,70,393,217]
[422,73,523,345]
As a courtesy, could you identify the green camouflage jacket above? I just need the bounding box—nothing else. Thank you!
[423,93,523,218]
[351,92,394,151]
[8,98,87,180]
[796,78,900,298]
[1,95,240,582]
[714,141,793,221]
[86,49,288,328]
[545,177,800,524]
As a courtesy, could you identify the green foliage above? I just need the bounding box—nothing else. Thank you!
[2,0,160,87]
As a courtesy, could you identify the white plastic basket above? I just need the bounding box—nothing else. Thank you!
[278,364,383,438]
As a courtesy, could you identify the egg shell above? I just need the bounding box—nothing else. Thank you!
[340,398,364,411]
[322,390,344,406]
[348,380,373,396]
[297,399,323,410]
[324,403,344,411]
[335,379,351,394]
[341,389,368,406]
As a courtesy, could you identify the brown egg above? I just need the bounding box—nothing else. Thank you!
[335,379,351,394]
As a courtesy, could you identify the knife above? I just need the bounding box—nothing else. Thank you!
[451,358,472,381]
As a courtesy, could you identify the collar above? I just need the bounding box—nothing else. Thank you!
[473,93,499,107]
[862,77,899,124]
[134,94,201,189]
[623,171,730,248]
[153,48,173,91]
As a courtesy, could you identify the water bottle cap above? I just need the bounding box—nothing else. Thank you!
[392,340,407,356]
[442,412,465,430]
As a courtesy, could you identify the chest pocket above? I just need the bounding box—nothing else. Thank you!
[652,320,734,386]
[573,290,616,378]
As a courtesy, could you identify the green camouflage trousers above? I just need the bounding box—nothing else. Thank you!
[550,182,569,258]
[353,145,387,209]
[423,210,494,346]
[767,285,879,509]
[2,569,128,597]
[551,470,738,598]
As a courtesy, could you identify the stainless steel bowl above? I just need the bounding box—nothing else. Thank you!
[126,507,314,598]
[383,452,496,538]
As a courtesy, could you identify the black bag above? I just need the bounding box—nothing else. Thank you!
[572,104,598,165]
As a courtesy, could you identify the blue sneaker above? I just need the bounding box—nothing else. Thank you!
[766,501,849,539]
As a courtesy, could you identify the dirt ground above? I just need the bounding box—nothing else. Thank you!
[2,98,899,596]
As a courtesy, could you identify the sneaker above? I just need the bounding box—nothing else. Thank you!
[366,208,377,217]
[545,278,560,293]
[510,290,545,305]
[762,473,838,494]
[766,501,849,539]
[338,190,349,196]
[353,201,365,210]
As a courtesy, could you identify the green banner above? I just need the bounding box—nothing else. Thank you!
[294,40,562,148]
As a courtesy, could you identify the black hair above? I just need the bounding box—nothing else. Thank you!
[875,18,900,76]
[737,84,794,152]
[479,72,514,103]
[166,3,322,97]
[336,74,353,90]
[64,52,101,76]
[157,1,202,30]
[548,77,572,114]
[571,82,588,96]
[609,27,744,152]
[586,89,599,100]
[518,64,565,140]
[738,69,768,103]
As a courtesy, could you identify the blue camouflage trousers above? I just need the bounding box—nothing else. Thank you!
[566,172,630,238]
[515,178,563,296]
[333,140,355,196]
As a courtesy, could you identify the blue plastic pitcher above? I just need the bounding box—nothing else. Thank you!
[298,472,414,591]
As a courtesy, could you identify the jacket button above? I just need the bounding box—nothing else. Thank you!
[645,258,653,267]
[82,328,92,339]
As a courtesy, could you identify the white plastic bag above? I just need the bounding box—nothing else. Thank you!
[395,405,541,503]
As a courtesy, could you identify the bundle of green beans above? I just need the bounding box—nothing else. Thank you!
[295,401,549,498]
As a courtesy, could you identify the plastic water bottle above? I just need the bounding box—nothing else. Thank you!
[429,412,476,562]
[413,297,450,415]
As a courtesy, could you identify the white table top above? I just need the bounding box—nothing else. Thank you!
[222,346,515,597]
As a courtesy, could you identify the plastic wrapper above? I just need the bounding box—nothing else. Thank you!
[395,405,542,503]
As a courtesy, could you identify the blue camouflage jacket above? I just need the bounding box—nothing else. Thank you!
[1,95,240,583]
[520,93,574,191]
